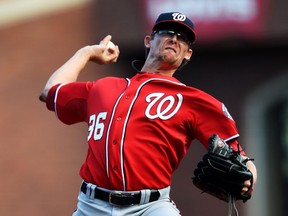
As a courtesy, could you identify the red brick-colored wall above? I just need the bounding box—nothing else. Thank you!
[0,4,97,216]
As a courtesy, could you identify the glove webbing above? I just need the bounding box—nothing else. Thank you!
[228,194,238,216]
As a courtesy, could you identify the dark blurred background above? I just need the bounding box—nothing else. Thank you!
[0,0,287,215]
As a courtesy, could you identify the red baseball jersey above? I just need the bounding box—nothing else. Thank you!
[46,72,242,191]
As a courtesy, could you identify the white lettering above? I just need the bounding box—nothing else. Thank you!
[145,93,183,120]
[87,112,107,141]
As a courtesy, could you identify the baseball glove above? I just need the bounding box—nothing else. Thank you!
[192,134,253,203]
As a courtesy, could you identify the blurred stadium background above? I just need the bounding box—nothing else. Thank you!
[0,0,287,215]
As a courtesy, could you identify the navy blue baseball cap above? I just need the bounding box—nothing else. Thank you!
[153,12,196,43]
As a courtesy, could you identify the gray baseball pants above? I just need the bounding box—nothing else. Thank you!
[72,183,181,216]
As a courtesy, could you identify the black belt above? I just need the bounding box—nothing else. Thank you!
[80,182,160,206]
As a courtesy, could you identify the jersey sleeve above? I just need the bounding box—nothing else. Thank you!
[191,91,244,153]
[46,82,93,125]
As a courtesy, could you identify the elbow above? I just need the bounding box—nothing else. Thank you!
[39,89,48,102]
[39,93,47,102]
[39,87,51,103]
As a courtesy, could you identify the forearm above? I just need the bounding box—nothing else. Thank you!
[238,155,257,196]
[39,47,91,102]
[246,159,257,185]
[39,35,119,102]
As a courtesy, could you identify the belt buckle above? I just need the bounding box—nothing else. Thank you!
[109,192,135,206]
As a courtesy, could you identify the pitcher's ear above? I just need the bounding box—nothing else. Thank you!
[184,49,193,61]
[144,35,151,48]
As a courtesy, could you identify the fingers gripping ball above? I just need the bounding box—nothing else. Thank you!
[105,41,116,55]
[192,134,253,202]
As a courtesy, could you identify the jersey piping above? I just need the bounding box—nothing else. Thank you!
[105,78,131,181]
[225,134,240,142]
[54,84,65,120]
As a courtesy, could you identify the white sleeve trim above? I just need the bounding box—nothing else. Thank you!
[224,134,240,142]
[54,84,65,119]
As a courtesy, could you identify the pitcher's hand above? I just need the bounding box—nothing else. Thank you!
[89,35,120,65]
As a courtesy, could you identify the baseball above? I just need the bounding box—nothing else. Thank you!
[105,41,116,55]
[107,41,116,49]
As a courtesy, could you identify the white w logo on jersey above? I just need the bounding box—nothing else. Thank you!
[145,92,183,120]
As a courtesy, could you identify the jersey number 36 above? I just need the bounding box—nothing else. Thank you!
[87,112,107,141]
